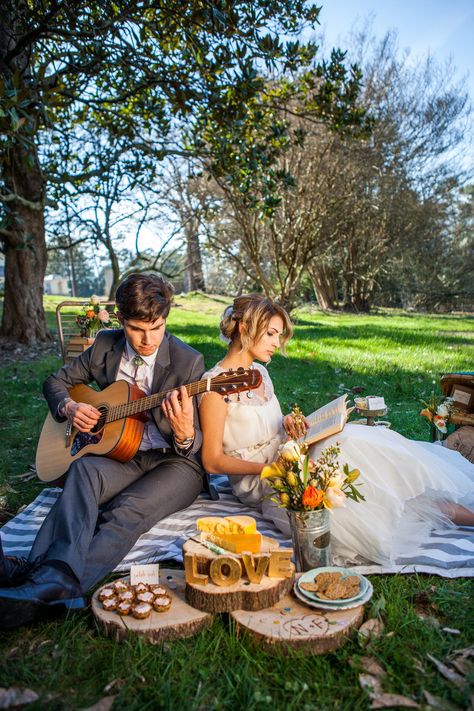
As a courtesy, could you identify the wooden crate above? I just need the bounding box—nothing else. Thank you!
[65,335,95,363]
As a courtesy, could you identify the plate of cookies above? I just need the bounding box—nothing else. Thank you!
[295,567,372,610]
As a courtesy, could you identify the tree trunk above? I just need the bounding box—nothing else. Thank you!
[1,143,49,343]
[307,263,339,310]
[184,221,205,292]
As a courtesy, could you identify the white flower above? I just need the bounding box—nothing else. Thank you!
[279,440,301,462]
[437,404,449,417]
[325,486,346,509]
[90,294,100,305]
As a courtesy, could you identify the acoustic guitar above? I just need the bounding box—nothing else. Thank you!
[35,367,261,482]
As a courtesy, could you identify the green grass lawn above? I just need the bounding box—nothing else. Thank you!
[0,296,473,710]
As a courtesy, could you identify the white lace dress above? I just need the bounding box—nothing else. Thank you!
[201,363,474,565]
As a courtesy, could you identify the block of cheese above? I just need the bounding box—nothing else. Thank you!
[206,532,262,554]
[196,515,257,535]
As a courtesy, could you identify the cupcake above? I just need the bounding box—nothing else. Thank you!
[98,587,115,602]
[118,589,135,603]
[132,602,152,620]
[153,595,172,613]
[117,600,132,616]
[136,590,155,604]
[113,580,130,594]
[150,585,167,597]
[134,582,149,594]
[102,597,118,612]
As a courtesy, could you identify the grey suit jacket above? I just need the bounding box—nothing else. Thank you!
[43,329,205,470]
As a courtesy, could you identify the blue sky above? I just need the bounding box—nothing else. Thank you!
[315,0,474,99]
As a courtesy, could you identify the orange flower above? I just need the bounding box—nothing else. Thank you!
[302,486,323,508]
[86,309,95,319]
[420,408,433,422]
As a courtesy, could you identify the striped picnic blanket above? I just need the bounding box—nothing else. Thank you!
[1,477,473,578]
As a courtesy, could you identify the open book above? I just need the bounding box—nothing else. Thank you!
[297,394,354,447]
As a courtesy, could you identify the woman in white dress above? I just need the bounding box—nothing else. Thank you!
[199,294,474,565]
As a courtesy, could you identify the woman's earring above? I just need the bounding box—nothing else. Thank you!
[247,391,254,399]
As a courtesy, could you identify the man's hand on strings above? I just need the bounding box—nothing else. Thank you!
[162,386,195,441]
[64,400,101,433]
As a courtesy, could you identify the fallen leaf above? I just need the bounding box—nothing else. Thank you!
[81,696,116,711]
[359,657,387,679]
[103,679,125,694]
[359,618,385,639]
[359,674,383,696]
[450,658,472,677]
[452,646,474,660]
[370,694,420,709]
[423,690,462,711]
[0,687,39,709]
[427,655,466,688]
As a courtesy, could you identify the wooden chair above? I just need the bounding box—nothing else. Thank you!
[56,300,116,363]
[433,372,474,440]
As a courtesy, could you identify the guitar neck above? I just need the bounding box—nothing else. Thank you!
[106,379,210,423]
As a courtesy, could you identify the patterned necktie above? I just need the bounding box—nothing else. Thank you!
[133,355,145,382]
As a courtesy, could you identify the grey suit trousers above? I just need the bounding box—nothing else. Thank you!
[29,450,203,591]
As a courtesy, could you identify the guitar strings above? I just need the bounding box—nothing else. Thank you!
[104,371,261,424]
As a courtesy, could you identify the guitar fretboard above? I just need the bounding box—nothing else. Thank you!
[104,374,255,424]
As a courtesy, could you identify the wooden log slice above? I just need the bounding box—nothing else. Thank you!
[92,569,213,644]
[230,587,365,654]
[185,571,295,614]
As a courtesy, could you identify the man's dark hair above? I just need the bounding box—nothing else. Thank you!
[115,273,174,321]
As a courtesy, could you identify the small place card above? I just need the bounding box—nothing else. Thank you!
[452,389,471,406]
[367,396,385,411]
[130,563,160,586]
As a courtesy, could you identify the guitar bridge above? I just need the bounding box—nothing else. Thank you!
[65,422,72,448]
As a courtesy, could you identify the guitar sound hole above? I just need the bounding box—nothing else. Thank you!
[91,406,108,434]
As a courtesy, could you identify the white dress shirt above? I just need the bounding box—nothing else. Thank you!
[116,342,170,451]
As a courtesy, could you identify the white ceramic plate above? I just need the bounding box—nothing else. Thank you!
[293,578,373,611]
[297,566,369,604]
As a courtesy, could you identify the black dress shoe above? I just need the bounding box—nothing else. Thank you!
[0,537,35,586]
[0,564,85,629]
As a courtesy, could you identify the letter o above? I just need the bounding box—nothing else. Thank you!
[209,555,242,587]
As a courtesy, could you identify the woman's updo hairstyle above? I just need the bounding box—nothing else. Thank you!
[220,294,293,355]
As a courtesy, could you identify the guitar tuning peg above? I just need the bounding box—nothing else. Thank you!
[224,395,230,403]
[237,391,241,401]
[237,367,244,373]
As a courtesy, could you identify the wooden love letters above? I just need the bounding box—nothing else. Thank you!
[183,545,296,613]
[184,550,293,587]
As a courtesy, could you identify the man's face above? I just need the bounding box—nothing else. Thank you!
[118,315,166,357]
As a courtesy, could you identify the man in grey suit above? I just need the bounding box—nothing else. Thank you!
[0,273,205,627]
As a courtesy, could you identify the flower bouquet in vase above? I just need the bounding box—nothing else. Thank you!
[420,392,454,439]
[76,295,119,338]
[260,409,364,571]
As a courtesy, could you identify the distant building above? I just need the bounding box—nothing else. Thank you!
[44,274,70,295]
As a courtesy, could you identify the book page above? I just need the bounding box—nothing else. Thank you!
[298,412,346,446]
[305,394,348,426]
